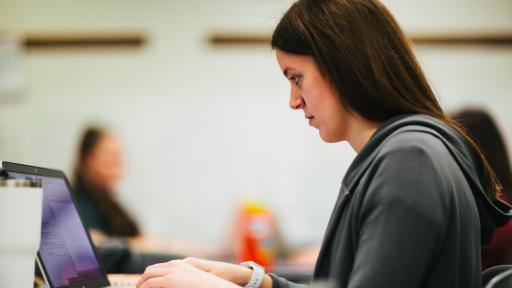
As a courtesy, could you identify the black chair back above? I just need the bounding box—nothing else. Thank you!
[484,266,512,288]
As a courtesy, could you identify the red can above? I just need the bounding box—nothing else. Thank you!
[235,202,277,271]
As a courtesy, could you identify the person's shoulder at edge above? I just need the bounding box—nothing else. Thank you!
[361,126,459,208]
[376,127,451,162]
[363,113,458,158]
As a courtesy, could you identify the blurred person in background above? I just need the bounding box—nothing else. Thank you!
[73,126,216,258]
[453,108,512,269]
[73,127,138,243]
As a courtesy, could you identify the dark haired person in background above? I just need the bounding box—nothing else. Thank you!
[453,109,512,269]
[73,127,140,243]
[73,126,216,258]
[73,126,173,274]
[136,0,512,287]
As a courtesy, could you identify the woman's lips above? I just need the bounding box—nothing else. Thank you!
[306,115,314,125]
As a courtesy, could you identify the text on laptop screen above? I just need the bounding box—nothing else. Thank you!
[9,172,104,286]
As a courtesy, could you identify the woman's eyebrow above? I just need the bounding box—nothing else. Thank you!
[283,68,291,77]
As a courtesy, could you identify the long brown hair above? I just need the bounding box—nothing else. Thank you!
[74,127,140,236]
[271,0,500,198]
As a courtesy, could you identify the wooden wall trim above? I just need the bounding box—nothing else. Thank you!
[412,34,512,46]
[16,31,512,50]
[22,32,146,50]
[208,32,512,47]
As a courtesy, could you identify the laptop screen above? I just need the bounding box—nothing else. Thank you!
[8,170,108,287]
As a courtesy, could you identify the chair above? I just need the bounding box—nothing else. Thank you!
[483,265,512,287]
[484,266,512,288]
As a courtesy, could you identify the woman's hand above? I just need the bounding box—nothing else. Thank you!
[182,257,253,285]
[183,257,273,288]
[136,258,273,288]
[136,259,241,288]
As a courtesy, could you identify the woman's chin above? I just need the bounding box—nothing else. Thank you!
[319,131,344,143]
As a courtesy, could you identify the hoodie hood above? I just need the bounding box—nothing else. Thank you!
[345,113,512,245]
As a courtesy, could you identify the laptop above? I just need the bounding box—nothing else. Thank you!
[1,161,136,288]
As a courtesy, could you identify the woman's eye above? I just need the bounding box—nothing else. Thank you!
[290,75,301,87]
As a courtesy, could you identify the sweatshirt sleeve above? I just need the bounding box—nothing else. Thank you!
[269,273,308,288]
[347,143,449,288]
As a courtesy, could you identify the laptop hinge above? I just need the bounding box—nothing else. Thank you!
[36,256,51,288]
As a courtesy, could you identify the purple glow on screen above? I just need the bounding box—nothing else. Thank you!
[9,173,104,286]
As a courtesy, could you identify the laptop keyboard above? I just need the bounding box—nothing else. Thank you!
[107,274,140,287]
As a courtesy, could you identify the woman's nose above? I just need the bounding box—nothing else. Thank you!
[289,90,305,110]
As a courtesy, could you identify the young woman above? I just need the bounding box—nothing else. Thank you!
[74,127,216,258]
[73,127,140,242]
[136,0,511,287]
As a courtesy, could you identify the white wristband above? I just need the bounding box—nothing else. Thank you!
[240,261,265,288]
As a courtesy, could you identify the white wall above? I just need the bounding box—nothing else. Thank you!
[0,0,511,248]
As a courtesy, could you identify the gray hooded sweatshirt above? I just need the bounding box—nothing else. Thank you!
[270,114,512,288]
